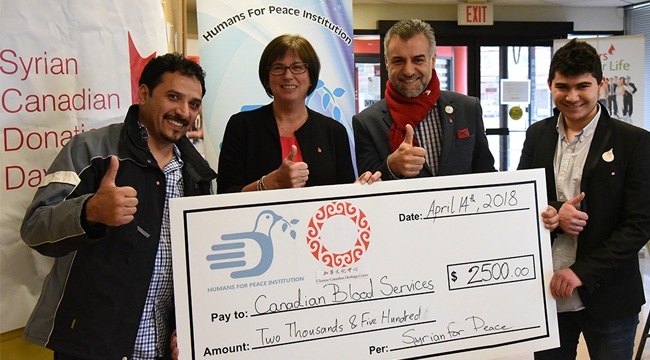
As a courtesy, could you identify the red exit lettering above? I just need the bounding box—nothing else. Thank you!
[466,5,487,23]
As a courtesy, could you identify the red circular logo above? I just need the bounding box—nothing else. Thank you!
[306,201,370,267]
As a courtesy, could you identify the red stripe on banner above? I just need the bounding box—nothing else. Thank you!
[128,32,156,105]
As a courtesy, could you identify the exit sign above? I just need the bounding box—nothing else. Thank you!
[458,3,493,26]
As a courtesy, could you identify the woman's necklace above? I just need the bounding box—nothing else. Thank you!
[276,109,308,133]
[276,121,301,133]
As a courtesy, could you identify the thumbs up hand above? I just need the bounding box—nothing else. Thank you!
[403,123,415,146]
[266,145,309,189]
[558,192,588,235]
[285,144,297,162]
[85,156,138,226]
[541,205,559,231]
[387,124,426,178]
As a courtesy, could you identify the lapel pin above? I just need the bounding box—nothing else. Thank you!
[602,148,614,162]
[449,118,453,123]
[317,147,322,153]
[445,105,454,114]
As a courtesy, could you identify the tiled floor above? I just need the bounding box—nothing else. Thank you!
[498,249,650,360]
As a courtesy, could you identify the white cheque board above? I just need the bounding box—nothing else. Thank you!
[170,169,558,360]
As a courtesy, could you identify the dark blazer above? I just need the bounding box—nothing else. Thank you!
[217,104,355,193]
[352,91,496,180]
[518,105,650,321]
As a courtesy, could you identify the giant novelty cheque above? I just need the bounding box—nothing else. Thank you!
[170,169,559,360]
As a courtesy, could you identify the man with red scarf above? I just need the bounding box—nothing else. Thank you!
[353,19,495,180]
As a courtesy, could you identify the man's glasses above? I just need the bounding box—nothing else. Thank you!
[269,62,309,76]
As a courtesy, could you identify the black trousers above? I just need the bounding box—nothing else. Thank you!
[54,353,165,360]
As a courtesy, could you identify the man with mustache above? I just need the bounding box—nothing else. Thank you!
[353,18,495,180]
[20,53,217,360]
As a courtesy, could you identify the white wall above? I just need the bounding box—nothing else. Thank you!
[352,4,623,32]
[186,4,625,56]
[187,36,199,56]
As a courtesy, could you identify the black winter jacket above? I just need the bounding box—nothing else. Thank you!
[21,105,217,359]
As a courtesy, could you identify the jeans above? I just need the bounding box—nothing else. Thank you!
[534,310,639,360]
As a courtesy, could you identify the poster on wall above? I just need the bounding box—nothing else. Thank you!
[196,0,355,173]
[0,0,167,332]
[554,35,645,129]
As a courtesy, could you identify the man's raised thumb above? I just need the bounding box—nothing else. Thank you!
[285,145,297,162]
[566,192,585,207]
[403,124,414,145]
[101,156,119,187]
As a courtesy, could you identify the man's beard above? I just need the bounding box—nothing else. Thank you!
[394,78,426,98]
[161,132,183,144]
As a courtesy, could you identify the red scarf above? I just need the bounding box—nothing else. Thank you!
[385,69,440,151]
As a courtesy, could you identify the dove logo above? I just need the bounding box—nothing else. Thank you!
[306,201,370,268]
[207,210,298,279]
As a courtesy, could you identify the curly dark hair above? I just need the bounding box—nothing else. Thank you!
[548,38,602,85]
[258,34,321,98]
[139,53,206,97]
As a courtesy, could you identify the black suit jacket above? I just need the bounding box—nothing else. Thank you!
[518,105,650,320]
[352,91,496,180]
[217,104,355,193]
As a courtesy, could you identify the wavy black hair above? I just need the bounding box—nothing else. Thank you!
[548,39,603,85]
[139,53,206,97]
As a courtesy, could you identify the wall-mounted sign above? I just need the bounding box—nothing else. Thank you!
[501,79,531,104]
[458,3,493,26]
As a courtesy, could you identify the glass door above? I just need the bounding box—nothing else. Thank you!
[355,62,381,113]
[480,46,553,170]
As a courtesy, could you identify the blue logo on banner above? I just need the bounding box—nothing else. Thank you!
[307,80,346,122]
[207,210,298,279]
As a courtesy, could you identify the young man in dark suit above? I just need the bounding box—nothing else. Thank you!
[353,18,495,180]
[518,38,650,360]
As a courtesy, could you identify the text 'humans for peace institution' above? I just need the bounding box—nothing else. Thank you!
[201,6,352,45]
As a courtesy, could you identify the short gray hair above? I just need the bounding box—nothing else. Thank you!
[384,19,436,58]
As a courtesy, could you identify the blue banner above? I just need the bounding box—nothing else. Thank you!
[196,0,355,171]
